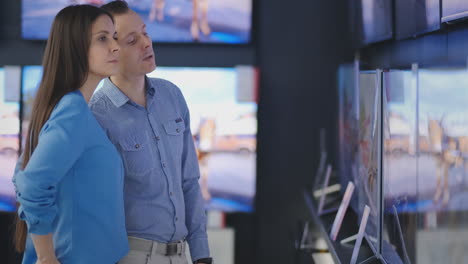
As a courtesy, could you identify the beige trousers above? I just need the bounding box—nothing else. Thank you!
[118,236,190,264]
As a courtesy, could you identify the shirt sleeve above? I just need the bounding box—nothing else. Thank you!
[13,101,88,235]
[176,88,211,261]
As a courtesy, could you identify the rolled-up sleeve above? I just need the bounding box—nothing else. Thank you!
[177,90,210,261]
[13,103,87,235]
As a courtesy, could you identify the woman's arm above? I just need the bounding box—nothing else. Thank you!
[14,99,88,259]
[31,233,60,264]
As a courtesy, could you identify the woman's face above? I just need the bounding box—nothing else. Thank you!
[88,15,120,79]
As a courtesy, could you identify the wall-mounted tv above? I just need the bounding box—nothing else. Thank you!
[442,0,468,23]
[382,68,468,263]
[22,65,257,212]
[22,0,252,44]
[395,0,441,40]
[360,0,393,44]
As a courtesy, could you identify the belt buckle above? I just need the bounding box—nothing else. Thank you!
[165,243,178,256]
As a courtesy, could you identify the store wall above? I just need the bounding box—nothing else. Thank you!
[255,0,353,262]
[361,24,468,69]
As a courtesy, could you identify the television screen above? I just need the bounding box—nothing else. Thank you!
[22,0,252,44]
[338,64,360,211]
[0,68,20,212]
[382,68,468,263]
[418,69,468,213]
[22,66,257,212]
[360,0,393,44]
[382,70,418,263]
[395,0,440,40]
[148,67,257,212]
[442,0,468,23]
[357,71,381,254]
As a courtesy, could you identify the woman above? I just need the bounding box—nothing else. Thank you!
[13,5,128,264]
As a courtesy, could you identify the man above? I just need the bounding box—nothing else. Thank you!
[89,1,212,264]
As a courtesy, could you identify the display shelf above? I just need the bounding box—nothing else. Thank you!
[303,189,384,264]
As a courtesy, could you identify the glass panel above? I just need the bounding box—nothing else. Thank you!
[358,71,381,254]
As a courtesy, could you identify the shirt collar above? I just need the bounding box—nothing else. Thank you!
[102,77,156,108]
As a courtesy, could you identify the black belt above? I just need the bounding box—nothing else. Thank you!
[128,236,186,256]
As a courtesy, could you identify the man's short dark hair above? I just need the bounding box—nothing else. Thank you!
[101,0,130,15]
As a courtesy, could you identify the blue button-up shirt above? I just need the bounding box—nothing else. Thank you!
[89,77,209,261]
[13,91,128,264]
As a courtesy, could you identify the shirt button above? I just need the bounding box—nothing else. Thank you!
[175,217,178,221]
[176,128,180,133]
[170,192,173,196]
[135,144,140,149]
[162,163,166,168]
[155,136,160,141]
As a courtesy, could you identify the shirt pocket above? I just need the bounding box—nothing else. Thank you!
[162,118,186,157]
[119,134,156,176]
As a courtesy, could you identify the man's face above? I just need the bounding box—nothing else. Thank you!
[114,11,156,77]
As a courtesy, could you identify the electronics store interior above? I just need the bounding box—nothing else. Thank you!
[2,0,468,264]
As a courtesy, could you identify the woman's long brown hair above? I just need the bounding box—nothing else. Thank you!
[14,5,114,252]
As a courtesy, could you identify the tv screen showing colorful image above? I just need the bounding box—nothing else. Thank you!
[382,70,418,263]
[418,69,468,213]
[395,0,440,40]
[0,68,20,212]
[148,67,257,212]
[22,0,252,44]
[382,68,468,263]
[442,0,468,23]
[22,65,257,212]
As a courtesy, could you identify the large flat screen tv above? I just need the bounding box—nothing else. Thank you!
[22,0,252,44]
[22,65,257,213]
[382,68,468,263]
